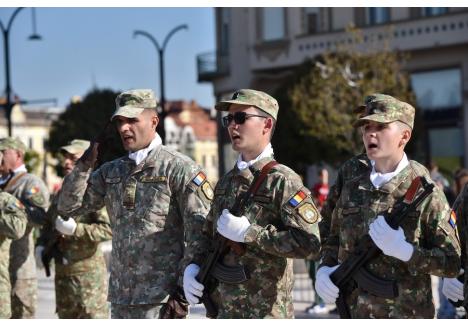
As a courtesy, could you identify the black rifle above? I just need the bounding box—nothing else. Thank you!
[196,161,278,318]
[330,176,434,318]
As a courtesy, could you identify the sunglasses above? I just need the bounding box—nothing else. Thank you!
[222,112,267,127]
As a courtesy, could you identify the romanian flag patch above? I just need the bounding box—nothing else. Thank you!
[449,210,457,229]
[26,186,39,197]
[289,190,306,207]
[192,172,206,186]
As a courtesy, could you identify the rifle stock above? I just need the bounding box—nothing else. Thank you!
[195,161,278,318]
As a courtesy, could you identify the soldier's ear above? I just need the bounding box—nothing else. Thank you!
[399,129,411,147]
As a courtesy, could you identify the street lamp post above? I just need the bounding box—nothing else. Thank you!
[0,7,42,136]
[133,24,188,143]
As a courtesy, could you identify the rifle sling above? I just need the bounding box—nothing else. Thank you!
[3,172,27,192]
[230,160,278,215]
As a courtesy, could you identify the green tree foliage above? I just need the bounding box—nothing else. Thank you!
[273,28,418,174]
[48,88,125,176]
[24,149,41,175]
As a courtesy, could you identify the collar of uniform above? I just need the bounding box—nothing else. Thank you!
[129,143,164,175]
[357,163,412,194]
[357,153,371,169]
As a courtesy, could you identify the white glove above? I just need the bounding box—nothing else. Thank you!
[216,209,251,243]
[183,264,204,306]
[315,265,340,304]
[442,274,464,302]
[369,215,414,262]
[35,245,45,269]
[55,216,77,236]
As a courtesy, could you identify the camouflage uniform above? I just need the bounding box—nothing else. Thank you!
[37,195,112,318]
[0,138,50,319]
[37,139,112,318]
[321,94,461,318]
[202,89,321,318]
[319,153,370,244]
[0,192,28,319]
[57,89,211,318]
[451,185,468,312]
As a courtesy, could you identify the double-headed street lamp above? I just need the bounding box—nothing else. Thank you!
[0,7,42,136]
[133,24,188,144]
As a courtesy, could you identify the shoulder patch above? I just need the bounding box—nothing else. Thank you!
[7,198,24,211]
[298,202,319,224]
[289,190,307,207]
[192,172,207,187]
[201,181,214,201]
[26,186,40,197]
[448,210,457,229]
[25,185,45,206]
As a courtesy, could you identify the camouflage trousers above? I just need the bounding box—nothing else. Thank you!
[55,270,109,318]
[11,278,36,319]
[0,291,11,318]
[111,303,164,319]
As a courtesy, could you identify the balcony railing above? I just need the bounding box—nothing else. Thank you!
[196,51,230,82]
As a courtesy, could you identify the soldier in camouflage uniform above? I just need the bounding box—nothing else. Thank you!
[36,139,112,318]
[0,137,49,318]
[442,185,467,314]
[57,89,211,319]
[319,153,370,245]
[183,89,322,318]
[315,94,461,318]
[0,180,28,318]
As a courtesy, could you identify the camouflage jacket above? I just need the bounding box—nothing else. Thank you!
[322,159,461,318]
[451,184,468,311]
[0,192,28,296]
[2,172,49,281]
[203,157,321,318]
[57,144,211,305]
[37,193,112,276]
[319,153,370,245]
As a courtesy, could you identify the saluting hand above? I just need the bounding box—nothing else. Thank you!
[217,209,251,243]
[369,215,414,262]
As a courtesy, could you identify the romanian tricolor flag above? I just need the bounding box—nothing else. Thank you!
[192,172,206,186]
[27,186,39,197]
[449,210,457,229]
[289,190,306,207]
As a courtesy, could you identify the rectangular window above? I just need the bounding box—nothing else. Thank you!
[367,7,390,25]
[304,7,320,34]
[423,7,448,17]
[262,8,285,41]
[410,68,462,110]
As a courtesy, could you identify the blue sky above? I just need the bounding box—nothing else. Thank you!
[0,7,215,108]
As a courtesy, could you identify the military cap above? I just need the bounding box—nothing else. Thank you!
[0,137,27,153]
[111,89,159,121]
[215,89,279,120]
[60,139,90,155]
[354,93,415,129]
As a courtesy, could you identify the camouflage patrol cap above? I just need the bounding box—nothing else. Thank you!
[215,89,279,120]
[111,89,159,121]
[0,137,27,153]
[60,139,90,155]
[354,94,415,129]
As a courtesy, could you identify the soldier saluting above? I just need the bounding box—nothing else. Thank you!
[183,89,321,318]
[57,89,212,319]
[315,94,461,318]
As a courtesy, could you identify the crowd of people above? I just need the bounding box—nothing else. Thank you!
[0,88,466,319]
